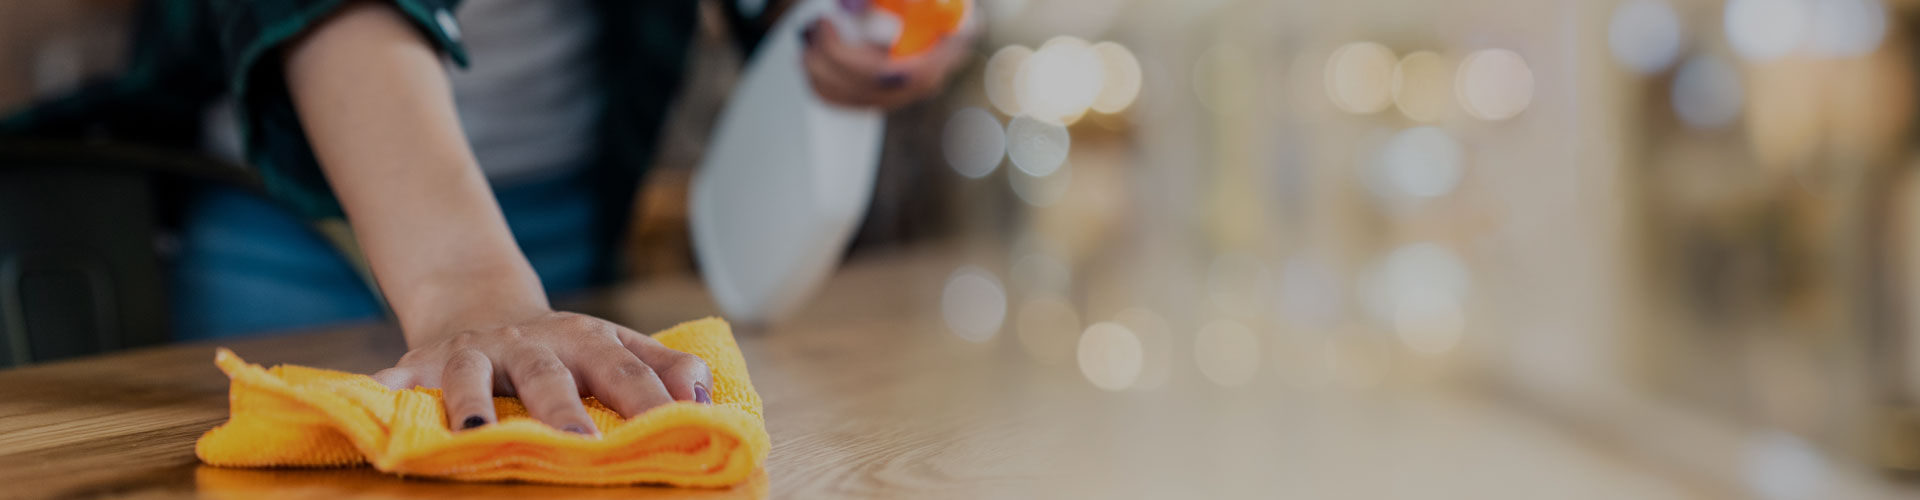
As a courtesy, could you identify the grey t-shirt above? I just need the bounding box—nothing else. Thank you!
[205,0,602,182]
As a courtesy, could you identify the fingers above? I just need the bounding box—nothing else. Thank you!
[893,35,970,95]
[439,349,497,430]
[801,18,972,109]
[807,19,892,84]
[577,349,676,418]
[620,329,715,404]
[864,37,969,109]
[505,350,599,436]
[804,20,891,107]
[804,42,879,106]
[381,312,708,436]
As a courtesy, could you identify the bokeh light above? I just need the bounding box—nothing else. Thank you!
[1112,307,1173,390]
[984,45,1032,116]
[1194,320,1262,387]
[1455,48,1535,121]
[1805,0,1887,57]
[1390,50,1452,122]
[1671,54,1745,129]
[942,267,1007,342]
[1726,0,1810,62]
[1090,41,1143,114]
[1009,159,1072,207]
[1391,286,1466,357]
[1017,295,1081,365]
[1058,107,1089,127]
[1367,126,1465,202]
[1015,36,1105,124]
[1325,42,1397,114]
[1608,0,1684,74]
[1742,430,1832,500]
[1077,322,1144,391]
[1006,114,1071,177]
[1363,243,1471,349]
[942,107,1006,179]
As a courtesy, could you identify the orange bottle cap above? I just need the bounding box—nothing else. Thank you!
[872,0,967,57]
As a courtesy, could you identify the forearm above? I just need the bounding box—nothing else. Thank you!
[284,1,546,344]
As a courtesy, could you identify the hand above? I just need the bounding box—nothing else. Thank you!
[372,311,714,435]
[799,7,975,110]
[285,1,710,435]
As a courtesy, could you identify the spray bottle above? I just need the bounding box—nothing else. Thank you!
[690,0,967,325]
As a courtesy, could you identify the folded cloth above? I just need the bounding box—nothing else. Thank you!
[196,318,768,487]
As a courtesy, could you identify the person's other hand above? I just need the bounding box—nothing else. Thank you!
[800,2,976,109]
[372,311,713,435]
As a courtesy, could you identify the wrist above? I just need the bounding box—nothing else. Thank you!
[392,269,551,347]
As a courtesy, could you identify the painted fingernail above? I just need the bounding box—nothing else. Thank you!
[694,383,712,404]
[563,425,595,436]
[460,415,486,430]
[878,72,908,89]
[839,0,869,12]
[801,22,818,46]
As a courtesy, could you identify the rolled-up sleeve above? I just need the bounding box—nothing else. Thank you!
[211,0,471,218]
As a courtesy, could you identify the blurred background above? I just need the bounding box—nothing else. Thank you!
[12,0,1920,496]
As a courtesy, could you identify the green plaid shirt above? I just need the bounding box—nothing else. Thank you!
[0,0,768,282]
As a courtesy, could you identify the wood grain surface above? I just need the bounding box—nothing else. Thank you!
[0,247,1710,499]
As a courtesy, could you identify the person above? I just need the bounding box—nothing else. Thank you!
[0,0,972,435]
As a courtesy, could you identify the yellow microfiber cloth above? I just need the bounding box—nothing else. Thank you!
[195,317,768,487]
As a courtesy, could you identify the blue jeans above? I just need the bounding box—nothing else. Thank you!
[168,169,604,339]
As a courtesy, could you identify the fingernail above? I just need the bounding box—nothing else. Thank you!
[460,415,486,430]
[801,22,818,46]
[563,425,596,437]
[694,383,712,404]
[878,72,907,89]
[839,0,869,12]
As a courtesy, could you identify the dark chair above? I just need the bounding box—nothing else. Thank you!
[0,139,256,367]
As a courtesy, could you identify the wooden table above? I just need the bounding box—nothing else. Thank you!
[1,248,1706,499]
